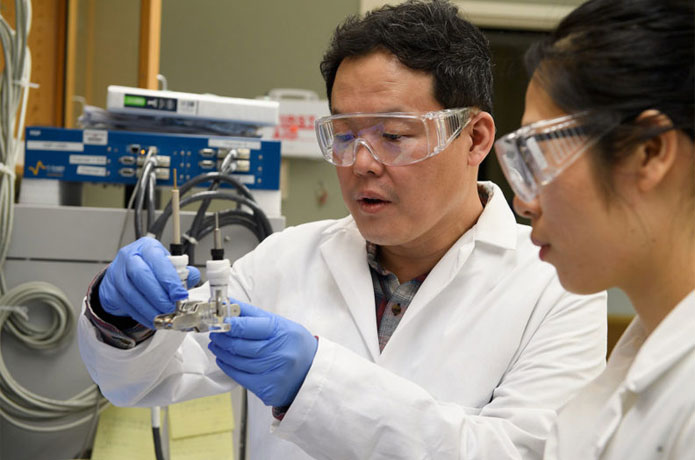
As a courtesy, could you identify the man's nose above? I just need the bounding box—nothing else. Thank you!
[351,139,384,176]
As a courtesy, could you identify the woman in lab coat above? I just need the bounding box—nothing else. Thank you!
[495,0,694,458]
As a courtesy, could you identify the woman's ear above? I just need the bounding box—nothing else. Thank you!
[631,110,680,193]
[466,111,495,166]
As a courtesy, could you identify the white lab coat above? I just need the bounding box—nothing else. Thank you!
[544,290,695,460]
[78,182,607,460]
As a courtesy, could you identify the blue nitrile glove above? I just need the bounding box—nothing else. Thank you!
[99,237,201,328]
[208,301,318,408]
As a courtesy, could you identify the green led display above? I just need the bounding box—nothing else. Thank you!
[124,95,147,107]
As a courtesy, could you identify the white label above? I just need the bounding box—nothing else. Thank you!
[26,140,84,152]
[230,174,255,184]
[178,99,198,116]
[209,138,261,150]
[76,165,107,177]
[69,155,107,165]
[526,137,548,170]
[83,129,108,145]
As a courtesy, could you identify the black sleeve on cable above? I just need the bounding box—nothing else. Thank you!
[239,390,248,460]
[169,243,184,256]
[152,427,164,460]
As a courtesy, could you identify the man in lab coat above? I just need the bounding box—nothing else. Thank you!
[78,1,607,459]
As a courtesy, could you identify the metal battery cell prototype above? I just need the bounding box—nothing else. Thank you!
[154,210,241,333]
[153,296,240,333]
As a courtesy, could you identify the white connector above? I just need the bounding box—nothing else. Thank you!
[206,258,240,329]
[168,254,189,287]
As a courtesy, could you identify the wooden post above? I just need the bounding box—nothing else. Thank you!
[1,0,67,128]
[64,0,79,128]
[138,0,161,90]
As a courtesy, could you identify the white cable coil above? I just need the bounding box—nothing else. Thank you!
[0,0,109,434]
[0,282,109,432]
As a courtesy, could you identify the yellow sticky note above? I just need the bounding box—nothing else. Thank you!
[170,431,234,460]
[168,393,235,439]
[91,406,155,460]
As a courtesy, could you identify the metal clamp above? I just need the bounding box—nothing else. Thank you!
[153,296,240,333]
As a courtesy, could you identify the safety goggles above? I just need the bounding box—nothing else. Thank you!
[494,112,602,202]
[315,107,472,166]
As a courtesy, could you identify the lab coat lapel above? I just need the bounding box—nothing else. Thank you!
[319,225,380,361]
[383,232,476,350]
[380,182,518,356]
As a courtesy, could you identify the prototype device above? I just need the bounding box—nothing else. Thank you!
[154,196,241,333]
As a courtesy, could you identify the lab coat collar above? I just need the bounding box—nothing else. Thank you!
[624,290,695,393]
[319,217,381,360]
[382,182,519,347]
[317,181,520,360]
[471,182,519,251]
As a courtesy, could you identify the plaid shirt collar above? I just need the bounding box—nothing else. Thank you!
[366,242,389,276]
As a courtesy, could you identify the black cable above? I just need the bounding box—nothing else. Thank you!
[175,171,255,201]
[239,390,248,460]
[180,171,257,259]
[147,172,255,239]
[152,426,165,460]
[193,211,270,245]
[149,191,271,243]
[184,192,272,238]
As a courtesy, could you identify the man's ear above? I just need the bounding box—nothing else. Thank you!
[629,110,679,193]
[466,111,495,166]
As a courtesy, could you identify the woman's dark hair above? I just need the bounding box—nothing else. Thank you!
[320,0,493,113]
[526,0,694,167]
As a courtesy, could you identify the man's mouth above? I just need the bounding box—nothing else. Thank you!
[359,197,387,205]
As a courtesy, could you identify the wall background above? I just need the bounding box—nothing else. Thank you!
[66,1,635,313]
[70,0,356,225]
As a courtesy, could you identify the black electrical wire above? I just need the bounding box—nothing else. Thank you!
[178,171,258,259]
[239,391,248,460]
[147,172,255,239]
[152,426,164,460]
[173,171,255,201]
[149,190,271,244]
[193,210,271,244]
[185,191,273,238]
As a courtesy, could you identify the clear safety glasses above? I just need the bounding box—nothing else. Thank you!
[494,113,602,203]
[315,108,473,166]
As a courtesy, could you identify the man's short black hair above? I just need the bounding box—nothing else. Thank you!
[320,0,493,113]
